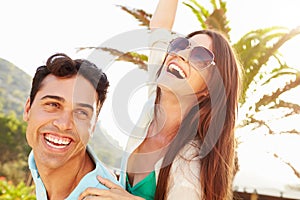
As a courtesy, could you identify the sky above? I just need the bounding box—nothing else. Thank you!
[1,0,300,198]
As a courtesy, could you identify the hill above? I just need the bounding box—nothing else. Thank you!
[0,58,31,118]
[89,122,123,171]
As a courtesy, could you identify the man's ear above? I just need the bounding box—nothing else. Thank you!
[23,98,31,122]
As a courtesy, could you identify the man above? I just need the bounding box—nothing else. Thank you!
[23,53,119,199]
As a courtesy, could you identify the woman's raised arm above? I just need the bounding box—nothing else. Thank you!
[149,0,178,30]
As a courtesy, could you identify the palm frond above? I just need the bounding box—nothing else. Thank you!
[262,69,298,86]
[270,100,300,115]
[101,47,148,70]
[116,5,151,27]
[234,27,300,104]
[76,46,148,70]
[274,154,300,178]
[183,0,230,38]
[183,2,208,29]
[206,9,230,39]
[210,0,218,9]
[188,0,211,17]
[255,72,300,110]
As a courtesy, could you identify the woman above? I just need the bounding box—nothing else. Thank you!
[79,0,241,199]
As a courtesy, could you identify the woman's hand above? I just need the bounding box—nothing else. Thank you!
[78,176,144,200]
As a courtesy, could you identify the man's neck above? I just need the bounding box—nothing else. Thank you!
[37,151,95,200]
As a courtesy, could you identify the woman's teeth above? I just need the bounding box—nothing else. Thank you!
[167,63,186,79]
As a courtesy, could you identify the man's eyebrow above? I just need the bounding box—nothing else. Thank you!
[76,103,94,112]
[40,95,94,111]
[41,95,65,102]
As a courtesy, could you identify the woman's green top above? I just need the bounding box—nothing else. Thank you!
[126,171,156,200]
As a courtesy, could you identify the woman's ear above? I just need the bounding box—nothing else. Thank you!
[23,98,31,122]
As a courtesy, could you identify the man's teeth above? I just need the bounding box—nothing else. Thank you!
[168,64,186,78]
[45,134,71,148]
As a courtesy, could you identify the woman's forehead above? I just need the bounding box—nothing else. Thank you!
[189,34,213,51]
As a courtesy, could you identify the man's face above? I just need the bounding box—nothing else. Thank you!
[23,74,98,169]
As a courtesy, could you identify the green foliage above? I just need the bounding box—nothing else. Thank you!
[0,113,31,184]
[0,179,35,200]
[183,0,231,40]
[0,113,30,163]
[234,27,300,131]
[0,160,29,186]
[234,27,298,103]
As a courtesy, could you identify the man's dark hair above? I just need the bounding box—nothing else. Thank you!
[29,53,109,115]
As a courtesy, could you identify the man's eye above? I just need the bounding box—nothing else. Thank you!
[74,110,89,120]
[49,102,58,107]
[44,102,60,109]
[78,110,88,116]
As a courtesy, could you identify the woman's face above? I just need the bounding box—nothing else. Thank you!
[157,33,214,97]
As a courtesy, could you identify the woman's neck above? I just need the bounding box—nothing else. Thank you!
[158,90,195,123]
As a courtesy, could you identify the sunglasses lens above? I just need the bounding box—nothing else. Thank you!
[167,37,215,71]
[190,47,214,69]
[168,37,189,53]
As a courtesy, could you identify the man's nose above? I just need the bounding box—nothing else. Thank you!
[53,111,74,131]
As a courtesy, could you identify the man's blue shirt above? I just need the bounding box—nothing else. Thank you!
[28,145,120,200]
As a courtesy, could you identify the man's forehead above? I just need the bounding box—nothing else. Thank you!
[38,75,98,105]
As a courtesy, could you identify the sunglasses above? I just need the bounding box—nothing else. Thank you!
[167,37,215,71]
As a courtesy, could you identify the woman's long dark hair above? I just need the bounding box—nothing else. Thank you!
[154,29,241,200]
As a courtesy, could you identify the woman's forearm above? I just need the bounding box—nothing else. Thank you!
[149,0,178,30]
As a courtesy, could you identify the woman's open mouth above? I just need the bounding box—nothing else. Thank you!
[167,63,187,79]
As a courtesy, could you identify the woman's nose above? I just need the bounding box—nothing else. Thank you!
[175,49,190,63]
